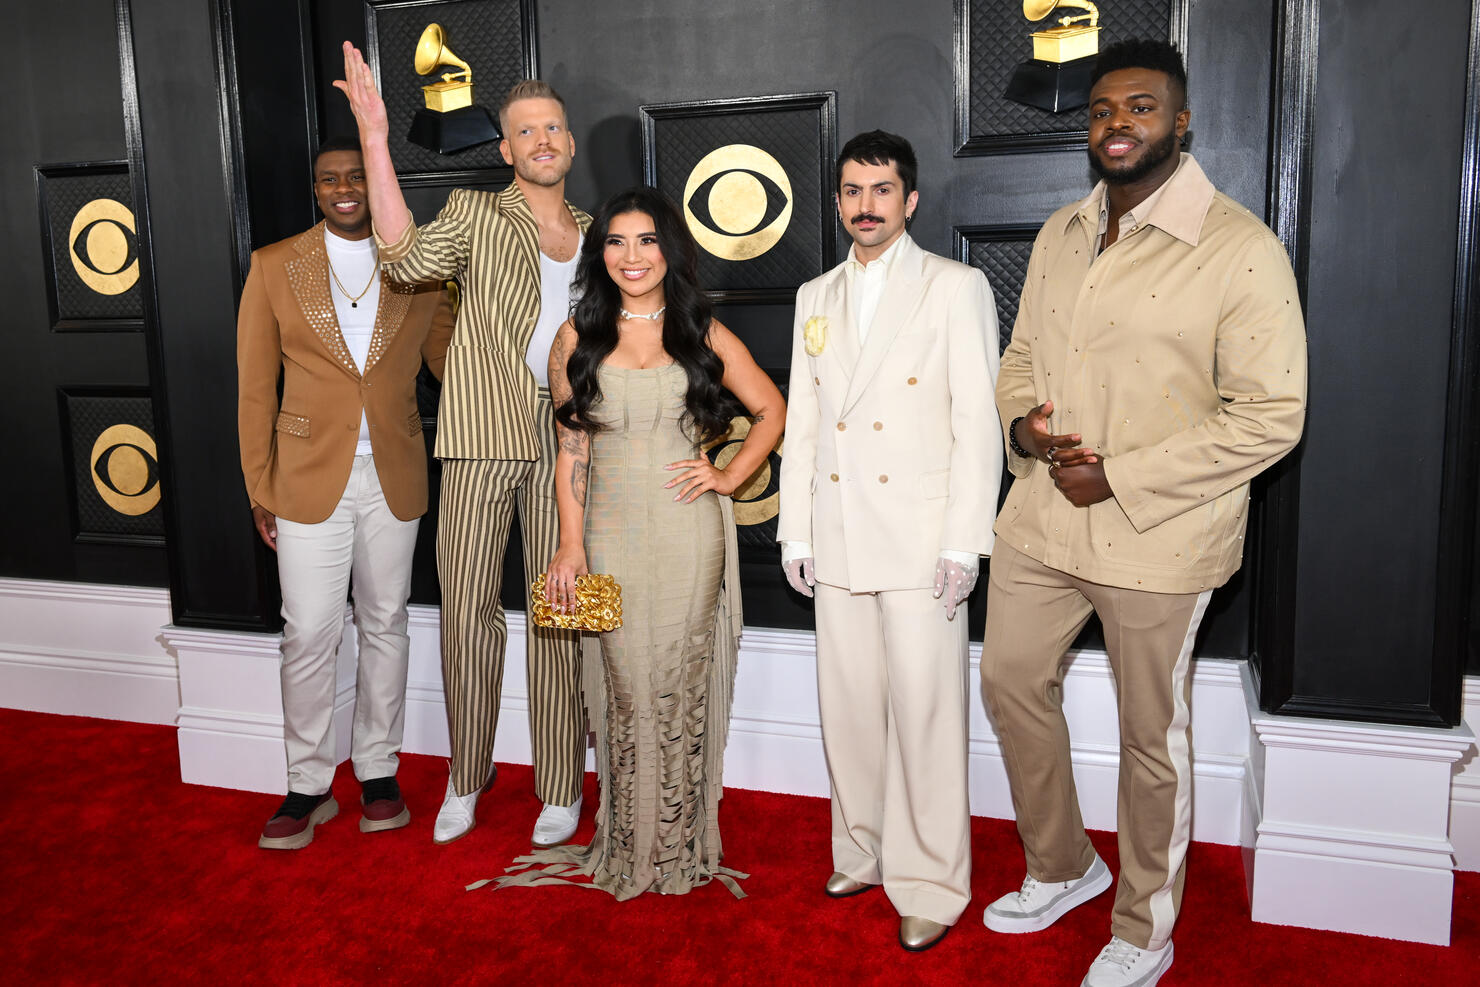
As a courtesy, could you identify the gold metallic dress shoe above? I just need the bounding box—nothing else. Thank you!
[899,916,949,951]
[824,871,878,898]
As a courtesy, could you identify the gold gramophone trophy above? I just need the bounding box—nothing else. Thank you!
[406,23,499,154]
[1003,0,1102,113]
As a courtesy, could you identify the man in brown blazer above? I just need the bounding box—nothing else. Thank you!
[238,137,452,849]
[980,41,1306,987]
[337,49,592,848]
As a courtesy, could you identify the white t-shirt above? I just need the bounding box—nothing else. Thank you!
[325,228,381,455]
[527,236,582,386]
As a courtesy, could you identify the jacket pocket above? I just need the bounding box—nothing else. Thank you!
[407,412,424,436]
[917,467,950,500]
[275,412,310,438]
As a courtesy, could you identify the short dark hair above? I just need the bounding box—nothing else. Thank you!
[1091,39,1188,108]
[835,130,917,198]
[313,135,362,171]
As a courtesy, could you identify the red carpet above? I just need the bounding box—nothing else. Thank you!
[2,708,1474,984]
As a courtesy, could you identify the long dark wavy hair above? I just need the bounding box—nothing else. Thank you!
[555,186,738,441]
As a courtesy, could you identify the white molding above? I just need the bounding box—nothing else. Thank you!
[1452,675,1480,871]
[1246,664,1475,945]
[0,578,177,723]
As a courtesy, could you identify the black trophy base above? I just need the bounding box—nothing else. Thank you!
[1003,55,1096,113]
[407,105,501,155]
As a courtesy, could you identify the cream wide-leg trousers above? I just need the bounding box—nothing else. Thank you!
[814,581,972,926]
[275,454,420,795]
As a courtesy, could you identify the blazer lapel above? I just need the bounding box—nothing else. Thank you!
[501,185,545,358]
[840,237,927,416]
[820,270,859,382]
[286,223,360,378]
[364,272,414,374]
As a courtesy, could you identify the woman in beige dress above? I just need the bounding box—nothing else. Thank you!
[500,186,784,899]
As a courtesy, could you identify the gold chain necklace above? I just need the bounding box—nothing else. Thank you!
[326,254,377,308]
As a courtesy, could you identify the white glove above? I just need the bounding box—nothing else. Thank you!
[783,557,816,598]
[933,556,978,620]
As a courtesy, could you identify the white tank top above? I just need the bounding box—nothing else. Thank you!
[527,236,582,386]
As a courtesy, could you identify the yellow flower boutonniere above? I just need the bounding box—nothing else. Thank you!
[803,315,828,357]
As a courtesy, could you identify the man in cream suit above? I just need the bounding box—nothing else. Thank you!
[777,130,1002,951]
[238,137,452,849]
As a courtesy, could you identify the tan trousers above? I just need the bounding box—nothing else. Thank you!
[980,543,1211,951]
[437,392,584,803]
[815,582,971,926]
[276,455,419,794]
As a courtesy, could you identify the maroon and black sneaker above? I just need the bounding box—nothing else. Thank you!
[359,776,411,833]
[258,791,338,850]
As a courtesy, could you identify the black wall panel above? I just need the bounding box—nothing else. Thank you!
[0,0,164,586]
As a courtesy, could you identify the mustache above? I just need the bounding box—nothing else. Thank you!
[851,213,885,226]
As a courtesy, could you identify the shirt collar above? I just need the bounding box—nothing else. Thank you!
[1069,153,1217,247]
[847,231,911,276]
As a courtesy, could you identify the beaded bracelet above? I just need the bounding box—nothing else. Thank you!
[1008,415,1033,459]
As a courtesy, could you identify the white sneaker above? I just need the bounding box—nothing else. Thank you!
[432,763,495,845]
[531,795,582,847]
[982,853,1112,933]
[1081,937,1173,987]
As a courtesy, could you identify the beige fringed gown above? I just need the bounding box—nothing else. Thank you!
[498,362,745,898]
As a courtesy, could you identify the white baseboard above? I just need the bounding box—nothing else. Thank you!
[1245,665,1475,945]
[1452,677,1480,871]
[0,578,178,724]
[3,576,1475,943]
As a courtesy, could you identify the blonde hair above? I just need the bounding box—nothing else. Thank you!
[498,80,568,133]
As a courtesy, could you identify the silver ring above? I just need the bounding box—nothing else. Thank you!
[1046,447,1056,463]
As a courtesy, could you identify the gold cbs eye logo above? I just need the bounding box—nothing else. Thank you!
[704,416,783,526]
[682,144,792,262]
[91,424,161,516]
[69,198,140,296]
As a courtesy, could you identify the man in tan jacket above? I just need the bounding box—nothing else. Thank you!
[980,41,1306,987]
[778,131,1001,952]
[238,137,452,849]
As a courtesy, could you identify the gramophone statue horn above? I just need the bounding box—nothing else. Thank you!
[415,23,474,112]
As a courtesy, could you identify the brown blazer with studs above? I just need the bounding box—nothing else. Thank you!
[237,222,454,524]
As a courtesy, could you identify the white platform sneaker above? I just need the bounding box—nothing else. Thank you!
[432,763,496,845]
[531,795,582,848]
[1081,937,1174,987]
[983,853,1112,933]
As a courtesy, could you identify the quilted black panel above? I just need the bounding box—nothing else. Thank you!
[966,236,1036,353]
[40,167,143,323]
[965,0,1173,141]
[371,0,528,174]
[62,392,164,541]
[649,104,831,295]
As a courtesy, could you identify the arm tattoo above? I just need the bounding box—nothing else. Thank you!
[752,413,766,423]
[570,457,588,506]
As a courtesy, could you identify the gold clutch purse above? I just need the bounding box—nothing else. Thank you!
[529,573,623,632]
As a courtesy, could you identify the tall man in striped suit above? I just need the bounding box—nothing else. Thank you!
[337,47,591,847]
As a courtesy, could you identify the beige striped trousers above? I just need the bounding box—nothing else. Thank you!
[980,543,1212,951]
[436,393,584,804]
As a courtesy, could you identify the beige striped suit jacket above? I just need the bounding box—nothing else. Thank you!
[378,183,592,461]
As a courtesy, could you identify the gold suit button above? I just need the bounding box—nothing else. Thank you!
[878,474,889,483]
[873,421,883,431]
[830,473,839,482]
[907,376,918,385]
[837,422,847,431]
[814,376,821,385]
[346,424,355,431]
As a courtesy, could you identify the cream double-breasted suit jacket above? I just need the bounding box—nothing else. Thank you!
[778,235,1003,590]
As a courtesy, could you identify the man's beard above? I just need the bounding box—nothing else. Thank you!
[1088,128,1179,185]
[514,154,570,188]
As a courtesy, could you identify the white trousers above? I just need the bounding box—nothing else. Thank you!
[275,455,420,794]
[814,582,972,926]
